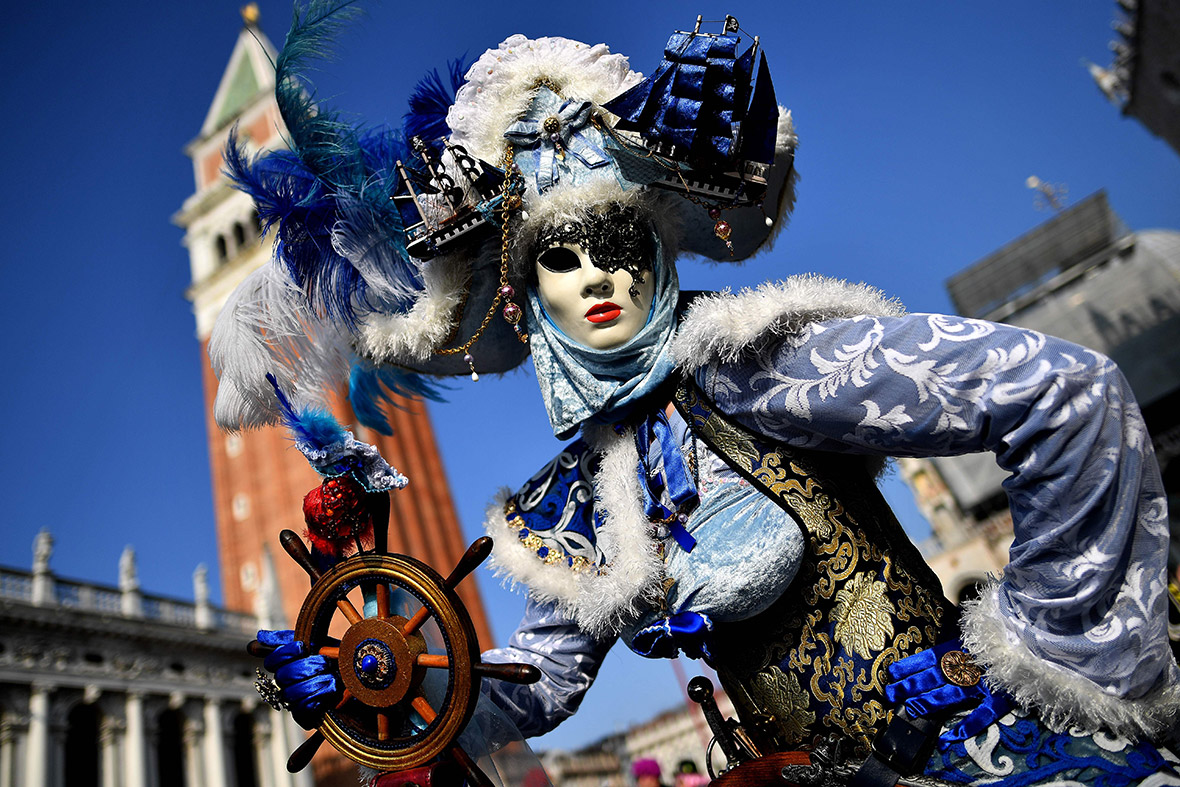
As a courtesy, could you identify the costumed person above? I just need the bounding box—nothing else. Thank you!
[633,758,670,787]
[212,3,1180,784]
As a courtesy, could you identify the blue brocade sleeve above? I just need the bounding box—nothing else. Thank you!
[481,597,616,738]
[699,312,1179,740]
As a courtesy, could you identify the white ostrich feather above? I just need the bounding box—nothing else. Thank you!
[209,263,353,430]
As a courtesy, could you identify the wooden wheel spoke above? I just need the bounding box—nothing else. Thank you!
[287,731,324,773]
[318,646,340,660]
[474,661,541,684]
[376,582,391,619]
[401,605,431,637]
[410,695,438,724]
[377,711,392,742]
[337,597,364,626]
[416,653,450,670]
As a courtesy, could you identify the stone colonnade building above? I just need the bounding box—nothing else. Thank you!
[0,530,310,787]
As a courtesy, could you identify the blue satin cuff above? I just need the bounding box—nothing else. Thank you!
[632,611,713,660]
[636,410,699,553]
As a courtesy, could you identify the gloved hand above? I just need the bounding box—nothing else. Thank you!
[885,639,1013,742]
[257,629,341,729]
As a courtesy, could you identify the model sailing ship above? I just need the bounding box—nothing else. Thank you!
[398,15,786,261]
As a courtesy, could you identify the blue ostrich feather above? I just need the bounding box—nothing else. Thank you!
[403,57,470,146]
[349,362,449,435]
[221,0,423,328]
[274,1,367,188]
[267,373,348,451]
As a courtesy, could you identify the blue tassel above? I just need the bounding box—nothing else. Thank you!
[267,373,347,451]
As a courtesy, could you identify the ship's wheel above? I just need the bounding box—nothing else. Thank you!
[252,524,538,786]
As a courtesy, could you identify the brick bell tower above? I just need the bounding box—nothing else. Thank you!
[174,12,494,782]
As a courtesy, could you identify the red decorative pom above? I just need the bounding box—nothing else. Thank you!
[303,475,373,556]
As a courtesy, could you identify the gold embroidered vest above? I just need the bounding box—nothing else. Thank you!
[672,382,950,757]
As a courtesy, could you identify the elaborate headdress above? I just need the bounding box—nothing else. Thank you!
[212,3,798,434]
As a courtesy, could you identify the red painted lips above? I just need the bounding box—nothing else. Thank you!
[585,302,622,323]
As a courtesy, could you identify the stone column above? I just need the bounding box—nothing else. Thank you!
[0,716,15,787]
[24,684,49,787]
[124,692,147,787]
[182,710,207,787]
[203,698,229,787]
[98,712,125,787]
[266,711,291,787]
[251,712,276,787]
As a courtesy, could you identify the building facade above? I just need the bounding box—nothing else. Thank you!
[541,687,735,787]
[1090,0,1180,156]
[0,530,308,787]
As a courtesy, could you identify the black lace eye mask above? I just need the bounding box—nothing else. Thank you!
[534,205,657,292]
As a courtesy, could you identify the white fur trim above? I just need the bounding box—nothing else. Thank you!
[764,109,799,250]
[448,35,642,164]
[354,252,469,364]
[483,424,663,637]
[961,581,1180,741]
[670,274,905,373]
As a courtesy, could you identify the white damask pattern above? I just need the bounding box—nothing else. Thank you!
[699,312,1179,740]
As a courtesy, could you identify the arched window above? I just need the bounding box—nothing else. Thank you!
[215,235,228,264]
[233,222,246,249]
[63,703,101,787]
[156,708,186,786]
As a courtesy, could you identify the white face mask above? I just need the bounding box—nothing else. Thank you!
[534,241,657,350]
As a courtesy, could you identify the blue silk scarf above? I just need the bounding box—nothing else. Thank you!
[526,249,679,439]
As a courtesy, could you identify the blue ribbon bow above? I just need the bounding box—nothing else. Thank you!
[632,611,714,660]
[635,410,698,552]
[504,99,610,192]
[885,639,1014,742]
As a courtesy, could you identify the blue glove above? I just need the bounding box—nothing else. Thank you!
[885,639,1013,742]
[257,629,341,729]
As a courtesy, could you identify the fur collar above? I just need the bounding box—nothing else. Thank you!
[671,274,904,373]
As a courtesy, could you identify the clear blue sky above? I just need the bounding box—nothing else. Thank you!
[2,0,1177,754]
